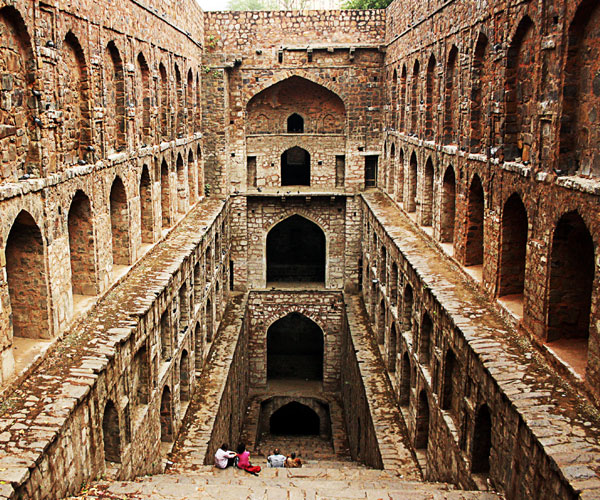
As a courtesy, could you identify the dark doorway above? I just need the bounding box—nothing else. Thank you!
[465,175,484,266]
[267,312,323,380]
[266,215,325,283]
[547,212,594,342]
[281,147,310,186]
[287,113,304,133]
[270,402,320,435]
[365,155,378,188]
[472,404,492,473]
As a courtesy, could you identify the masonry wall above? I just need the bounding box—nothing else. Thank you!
[246,290,344,392]
[361,194,581,499]
[0,0,205,384]
[380,0,600,401]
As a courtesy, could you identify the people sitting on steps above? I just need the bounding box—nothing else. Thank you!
[285,452,303,468]
[236,443,262,475]
[267,448,286,467]
[214,443,237,469]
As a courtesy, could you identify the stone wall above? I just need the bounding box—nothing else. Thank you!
[0,199,230,499]
[203,9,385,195]
[360,191,596,499]
[246,290,344,391]
[380,0,600,401]
[0,0,205,385]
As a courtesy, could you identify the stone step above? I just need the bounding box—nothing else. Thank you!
[65,468,502,500]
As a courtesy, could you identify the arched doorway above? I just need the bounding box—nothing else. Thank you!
[110,176,130,266]
[441,166,456,244]
[465,174,484,268]
[472,404,492,473]
[415,390,430,449]
[102,400,121,463]
[267,312,323,380]
[547,212,594,350]
[498,194,528,298]
[160,386,173,442]
[270,402,320,435]
[281,146,310,186]
[266,215,325,284]
[287,113,304,133]
[5,211,49,339]
[68,191,96,296]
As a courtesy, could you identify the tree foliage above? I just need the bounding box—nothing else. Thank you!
[226,0,311,10]
[342,0,392,9]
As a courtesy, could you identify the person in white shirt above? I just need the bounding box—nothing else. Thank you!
[214,443,237,469]
[267,448,286,467]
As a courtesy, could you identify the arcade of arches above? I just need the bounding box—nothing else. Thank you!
[0,1,599,500]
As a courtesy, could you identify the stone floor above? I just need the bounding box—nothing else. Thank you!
[66,465,502,499]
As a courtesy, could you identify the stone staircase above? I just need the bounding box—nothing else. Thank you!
[66,465,503,499]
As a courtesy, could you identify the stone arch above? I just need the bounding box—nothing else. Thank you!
[399,351,411,406]
[194,321,203,368]
[471,404,492,473]
[266,214,325,284]
[388,322,397,372]
[133,345,149,405]
[379,245,386,284]
[410,60,420,134]
[377,299,386,345]
[441,347,457,411]
[161,159,171,228]
[402,284,413,332]
[441,165,456,244]
[187,149,196,202]
[390,67,398,129]
[179,282,189,333]
[397,148,405,202]
[425,54,436,140]
[415,389,430,449]
[159,62,169,139]
[105,41,126,152]
[407,152,418,213]
[137,52,151,146]
[464,174,484,267]
[267,312,324,380]
[160,309,171,360]
[175,63,184,138]
[560,0,600,176]
[420,312,433,363]
[247,75,345,135]
[160,386,173,442]
[109,176,131,266]
[270,401,320,435]
[443,45,459,145]
[399,64,407,132]
[195,72,201,132]
[498,193,528,297]
[281,146,310,186]
[68,190,96,296]
[504,16,536,162]
[422,157,435,226]
[547,211,594,346]
[388,143,396,196]
[102,400,121,463]
[187,68,194,132]
[470,32,489,153]
[180,349,190,402]
[176,153,187,214]
[0,6,38,181]
[205,298,213,343]
[140,165,153,244]
[287,112,304,133]
[196,144,203,196]
[62,31,91,165]
[390,262,398,307]
[5,210,49,339]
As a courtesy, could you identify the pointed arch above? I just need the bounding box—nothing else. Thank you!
[407,152,418,213]
[175,63,184,138]
[464,174,484,267]
[161,159,171,228]
[425,54,436,140]
[180,350,190,401]
[102,400,121,462]
[498,193,528,297]
[68,190,96,296]
[140,165,153,244]
[160,386,173,442]
[266,214,325,283]
[410,60,420,134]
[105,42,125,152]
[415,390,430,449]
[388,322,397,372]
[187,68,194,133]
[267,312,324,380]
[137,53,151,146]
[110,176,131,266]
[441,165,456,243]
[422,157,434,226]
[176,153,187,214]
[5,211,49,339]
[399,65,407,133]
[505,16,536,162]
[470,33,488,153]
[62,32,91,164]
[443,46,459,145]
[159,62,169,139]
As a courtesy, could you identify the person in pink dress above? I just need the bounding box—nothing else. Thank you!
[236,443,261,475]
